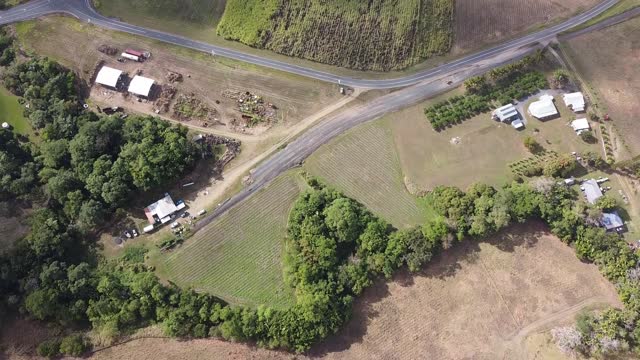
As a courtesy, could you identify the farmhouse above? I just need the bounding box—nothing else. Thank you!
[128,75,155,98]
[563,92,586,112]
[601,211,625,232]
[144,193,186,225]
[571,118,590,134]
[95,66,123,89]
[528,94,558,120]
[582,179,603,204]
[492,103,520,123]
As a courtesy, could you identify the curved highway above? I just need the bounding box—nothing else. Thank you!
[0,0,624,228]
[0,0,619,89]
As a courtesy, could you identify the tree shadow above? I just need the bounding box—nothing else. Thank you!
[308,221,546,357]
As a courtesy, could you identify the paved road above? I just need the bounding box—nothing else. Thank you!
[0,0,619,89]
[0,0,626,229]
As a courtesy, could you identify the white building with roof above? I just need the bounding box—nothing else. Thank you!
[563,92,585,112]
[144,193,186,225]
[528,94,558,119]
[571,118,590,134]
[582,179,603,204]
[492,104,520,123]
[95,66,123,88]
[128,75,155,98]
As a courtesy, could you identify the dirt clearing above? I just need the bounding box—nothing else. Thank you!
[563,16,640,155]
[454,0,599,53]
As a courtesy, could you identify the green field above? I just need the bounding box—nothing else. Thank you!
[217,0,453,71]
[156,172,305,309]
[0,86,30,136]
[304,120,428,228]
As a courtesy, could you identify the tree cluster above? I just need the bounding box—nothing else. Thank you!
[425,55,547,130]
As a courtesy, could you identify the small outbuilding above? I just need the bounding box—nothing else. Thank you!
[563,92,585,112]
[601,211,625,232]
[582,179,603,204]
[528,94,558,120]
[95,66,123,89]
[128,75,155,98]
[571,118,590,134]
[492,103,520,123]
[511,119,525,130]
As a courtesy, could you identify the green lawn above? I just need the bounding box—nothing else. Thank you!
[0,86,30,136]
[305,120,428,228]
[154,172,305,309]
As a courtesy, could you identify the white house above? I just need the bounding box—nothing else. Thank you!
[563,92,585,112]
[528,94,558,119]
[144,193,186,225]
[128,75,155,98]
[571,118,590,134]
[582,179,603,204]
[95,66,123,88]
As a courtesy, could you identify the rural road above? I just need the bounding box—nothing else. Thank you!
[0,0,629,230]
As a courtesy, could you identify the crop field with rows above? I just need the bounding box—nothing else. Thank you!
[454,0,599,52]
[217,0,454,71]
[157,173,305,309]
[304,120,428,228]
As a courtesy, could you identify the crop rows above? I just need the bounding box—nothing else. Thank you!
[217,0,454,71]
[162,174,302,308]
[508,150,559,177]
[305,121,426,228]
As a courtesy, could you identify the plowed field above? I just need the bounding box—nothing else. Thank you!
[454,0,600,52]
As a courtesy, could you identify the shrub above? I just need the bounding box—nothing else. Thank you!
[524,136,543,154]
[59,334,88,357]
[580,130,597,144]
[37,339,61,358]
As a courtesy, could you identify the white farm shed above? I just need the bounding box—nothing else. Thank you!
[571,118,590,134]
[563,92,585,112]
[128,75,155,97]
[95,66,123,88]
[492,104,519,122]
[528,95,558,119]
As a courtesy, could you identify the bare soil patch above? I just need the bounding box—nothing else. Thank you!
[454,0,599,53]
[564,17,640,155]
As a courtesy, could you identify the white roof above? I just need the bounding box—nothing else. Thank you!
[528,97,558,119]
[583,179,603,204]
[563,92,585,112]
[95,66,123,88]
[144,194,179,224]
[128,75,155,97]
[1,122,9,129]
[571,118,590,132]
[493,104,519,122]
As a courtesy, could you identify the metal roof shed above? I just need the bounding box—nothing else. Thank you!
[95,66,123,88]
[563,92,585,112]
[601,211,624,232]
[571,118,590,133]
[582,179,603,204]
[128,75,155,97]
[528,95,558,119]
[493,104,519,122]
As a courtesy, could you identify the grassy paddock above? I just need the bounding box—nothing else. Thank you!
[154,172,305,309]
[0,86,30,136]
[304,120,428,228]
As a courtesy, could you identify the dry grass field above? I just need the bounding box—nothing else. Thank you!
[13,17,341,135]
[69,222,618,360]
[564,17,640,155]
[388,90,600,191]
[154,172,305,309]
[454,0,599,52]
[304,120,428,228]
[311,222,619,359]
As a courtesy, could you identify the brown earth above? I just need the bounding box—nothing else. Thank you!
[454,0,600,53]
[563,16,640,155]
[2,222,613,360]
